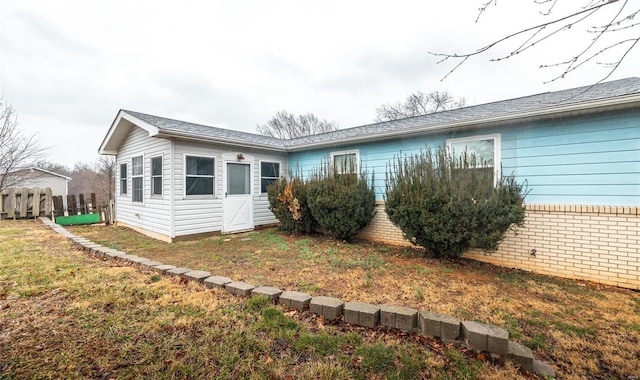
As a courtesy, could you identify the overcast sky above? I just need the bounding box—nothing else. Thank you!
[1,0,638,167]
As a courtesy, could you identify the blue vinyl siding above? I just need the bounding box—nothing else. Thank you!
[289,109,640,206]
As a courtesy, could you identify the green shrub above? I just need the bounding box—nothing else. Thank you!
[384,145,526,258]
[306,164,376,241]
[267,176,317,234]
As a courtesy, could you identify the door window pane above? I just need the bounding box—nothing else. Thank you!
[227,163,250,195]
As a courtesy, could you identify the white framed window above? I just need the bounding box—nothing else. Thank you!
[132,156,143,202]
[151,156,162,196]
[330,150,359,175]
[119,163,127,195]
[260,161,280,194]
[446,133,501,185]
[185,155,215,196]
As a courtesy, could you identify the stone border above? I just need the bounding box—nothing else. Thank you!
[39,217,555,378]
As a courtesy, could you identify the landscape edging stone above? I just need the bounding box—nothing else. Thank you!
[40,217,555,378]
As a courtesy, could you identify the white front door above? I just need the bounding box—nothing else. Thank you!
[223,162,254,233]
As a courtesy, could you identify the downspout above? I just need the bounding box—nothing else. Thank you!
[170,138,175,239]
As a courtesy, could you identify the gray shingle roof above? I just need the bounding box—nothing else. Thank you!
[123,110,285,149]
[287,77,640,148]
[123,77,640,151]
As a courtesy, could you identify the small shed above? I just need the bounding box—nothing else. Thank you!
[5,167,71,198]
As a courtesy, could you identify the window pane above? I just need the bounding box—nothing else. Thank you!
[132,177,143,202]
[334,153,357,174]
[261,162,279,178]
[120,163,127,195]
[187,156,214,175]
[152,177,162,195]
[227,163,250,195]
[132,156,143,176]
[451,139,494,165]
[261,178,277,193]
[186,177,214,195]
[151,157,162,176]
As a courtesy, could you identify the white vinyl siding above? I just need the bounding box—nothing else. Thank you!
[117,131,288,240]
[172,140,287,237]
[115,126,171,237]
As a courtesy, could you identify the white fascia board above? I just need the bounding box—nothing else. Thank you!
[98,110,161,155]
[120,111,161,136]
[286,94,640,151]
[32,168,72,180]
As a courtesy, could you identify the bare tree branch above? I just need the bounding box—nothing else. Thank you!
[256,110,339,139]
[375,90,466,122]
[430,0,639,84]
[0,98,46,193]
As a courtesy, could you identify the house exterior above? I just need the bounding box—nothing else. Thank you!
[5,167,71,198]
[99,111,288,241]
[100,77,640,289]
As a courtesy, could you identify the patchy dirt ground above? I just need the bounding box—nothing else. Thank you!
[62,223,640,378]
[2,220,529,379]
[39,223,640,378]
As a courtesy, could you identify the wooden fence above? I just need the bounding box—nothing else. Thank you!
[1,188,114,224]
[1,187,53,219]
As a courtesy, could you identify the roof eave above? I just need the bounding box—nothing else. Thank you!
[286,93,640,151]
[98,110,161,155]
[154,130,287,152]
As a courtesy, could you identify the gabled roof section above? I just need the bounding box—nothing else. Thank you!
[99,109,285,155]
[99,77,640,155]
[99,110,161,155]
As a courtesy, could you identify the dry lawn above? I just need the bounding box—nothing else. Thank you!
[71,223,640,378]
[65,223,640,379]
[1,220,525,379]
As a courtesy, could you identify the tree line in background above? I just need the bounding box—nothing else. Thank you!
[38,157,116,207]
[1,97,115,206]
[256,90,466,138]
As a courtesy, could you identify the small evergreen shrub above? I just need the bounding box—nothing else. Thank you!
[306,164,376,241]
[267,176,317,234]
[384,146,526,258]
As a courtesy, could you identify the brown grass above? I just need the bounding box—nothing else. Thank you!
[1,220,525,379]
[65,223,640,379]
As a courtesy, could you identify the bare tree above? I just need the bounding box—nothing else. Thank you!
[256,110,339,139]
[96,156,115,204]
[67,162,95,198]
[375,90,466,122]
[36,161,71,177]
[0,98,45,193]
[430,0,640,85]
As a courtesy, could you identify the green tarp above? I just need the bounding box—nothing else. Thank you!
[55,213,101,226]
